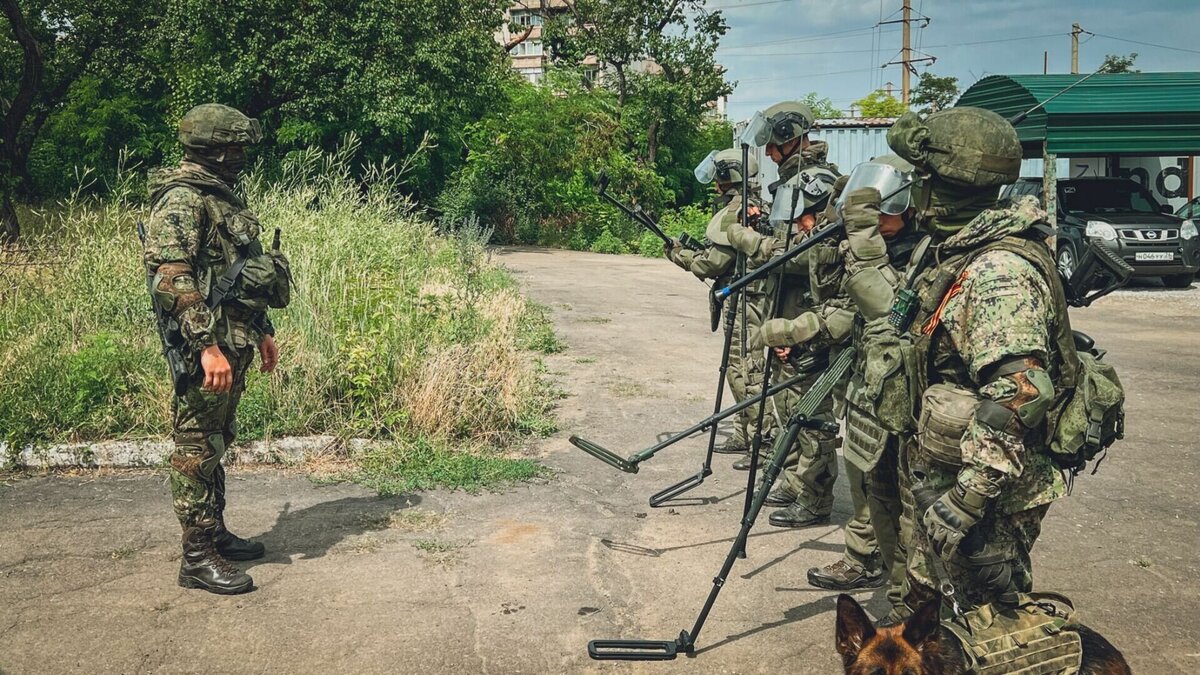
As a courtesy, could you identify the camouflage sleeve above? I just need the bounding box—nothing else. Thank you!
[942,250,1054,380]
[666,245,694,270]
[727,222,784,268]
[686,244,737,280]
[942,250,1055,497]
[143,187,218,351]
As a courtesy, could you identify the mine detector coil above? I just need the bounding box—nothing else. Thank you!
[586,347,854,661]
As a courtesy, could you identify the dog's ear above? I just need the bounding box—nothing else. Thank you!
[836,594,876,662]
[902,596,942,649]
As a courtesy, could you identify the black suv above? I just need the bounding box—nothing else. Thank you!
[1000,177,1200,288]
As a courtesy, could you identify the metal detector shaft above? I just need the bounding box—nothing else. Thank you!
[586,348,854,661]
[713,222,842,306]
[569,364,816,472]
[713,179,915,307]
[596,172,701,252]
[648,278,741,507]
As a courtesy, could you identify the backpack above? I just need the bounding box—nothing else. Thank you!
[918,235,1125,476]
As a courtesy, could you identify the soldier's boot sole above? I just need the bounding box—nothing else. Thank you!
[806,568,886,591]
[767,513,830,529]
[177,572,254,595]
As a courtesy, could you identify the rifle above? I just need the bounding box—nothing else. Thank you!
[596,172,702,252]
[137,221,193,397]
[586,347,855,661]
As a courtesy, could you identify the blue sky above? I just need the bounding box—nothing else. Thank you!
[704,0,1200,121]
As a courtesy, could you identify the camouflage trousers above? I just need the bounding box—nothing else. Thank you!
[840,457,881,571]
[904,442,1050,611]
[726,288,767,447]
[866,438,913,613]
[169,346,256,531]
[762,357,841,515]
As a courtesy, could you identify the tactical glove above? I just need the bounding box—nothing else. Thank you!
[922,483,987,562]
[756,313,821,350]
[842,187,887,266]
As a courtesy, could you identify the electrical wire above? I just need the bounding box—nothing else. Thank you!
[720,25,897,50]
[1084,31,1200,56]
[706,0,797,9]
[735,65,882,85]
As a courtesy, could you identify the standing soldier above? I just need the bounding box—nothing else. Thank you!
[726,101,847,530]
[143,103,291,594]
[884,107,1070,612]
[666,148,762,455]
[762,156,922,604]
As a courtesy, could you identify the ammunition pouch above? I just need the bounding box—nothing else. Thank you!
[1047,350,1124,472]
[942,593,1083,675]
[916,384,982,469]
[233,249,292,310]
[843,388,890,471]
[860,317,918,434]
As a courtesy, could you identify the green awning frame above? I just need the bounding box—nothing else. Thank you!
[956,73,1200,157]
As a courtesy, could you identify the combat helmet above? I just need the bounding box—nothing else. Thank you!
[770,165,839,224]
[178,104,263,149]
[762,101,816,147]
[694,148,759,185]
[887,106,1021,189]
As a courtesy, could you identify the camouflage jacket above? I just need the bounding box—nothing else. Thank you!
[916,196,1068,513]
[667,189,744,282]
[143,162,271,353]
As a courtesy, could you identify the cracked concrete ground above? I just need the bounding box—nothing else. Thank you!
[2,247,1198,674]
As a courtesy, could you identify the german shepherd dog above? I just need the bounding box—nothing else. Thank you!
[835,594,1131,675]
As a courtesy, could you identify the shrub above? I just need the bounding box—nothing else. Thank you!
[0,142,559,476]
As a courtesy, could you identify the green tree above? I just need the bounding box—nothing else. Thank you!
[160,0,511,198]
[852,89,907,118]
[543,0,731,168]
[801,92,842,119]
[911,73,960,114]
[1,0,160,242]
[1100,52,1139,74]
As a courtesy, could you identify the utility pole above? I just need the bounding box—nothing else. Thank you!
[1071,23,1082,74]
[901,0,911,104]
[881,1,933,105]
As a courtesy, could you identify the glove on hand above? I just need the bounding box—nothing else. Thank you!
[842,187,887,264]
[922,484,986,562]
[756,313,821,350]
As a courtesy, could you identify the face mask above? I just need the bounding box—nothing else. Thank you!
[912,174,997,237]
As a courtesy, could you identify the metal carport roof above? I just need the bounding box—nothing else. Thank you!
[955,73,1200,156]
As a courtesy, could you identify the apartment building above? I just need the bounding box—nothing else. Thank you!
[495,1,579,85]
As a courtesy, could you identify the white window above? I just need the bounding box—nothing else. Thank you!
[513,39,543,56]
[512,10,543,27]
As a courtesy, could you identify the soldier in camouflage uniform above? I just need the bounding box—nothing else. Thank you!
[762,155,923,602]
[143,103,291,594]
[882,107,1071,612]
[724,101,846,528]
[666,149,763,455]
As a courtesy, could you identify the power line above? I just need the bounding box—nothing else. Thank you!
[706,0,797,9]
[720,25,897,50]
[734,32,1065,57]
[1084,31,1200,56]
[735,65,882,85]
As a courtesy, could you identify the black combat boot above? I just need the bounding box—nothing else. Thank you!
[763,487,795,507]
[806,559,885,591]
[178,527,254,595]
[767,503,830,528]
[714,433,748,455]
[213,466,265,561]
[212,523,266,561]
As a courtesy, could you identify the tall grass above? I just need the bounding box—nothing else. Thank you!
[0,142,560,477]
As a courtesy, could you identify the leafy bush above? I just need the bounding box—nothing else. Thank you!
[0,142,559,475]
[636,204,711,257]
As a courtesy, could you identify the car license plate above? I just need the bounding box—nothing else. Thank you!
[1135,252,1174,262]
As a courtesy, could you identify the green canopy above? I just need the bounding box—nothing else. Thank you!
[956,73,1200,156]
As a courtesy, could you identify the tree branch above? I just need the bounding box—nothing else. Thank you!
[1,0,43,155]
